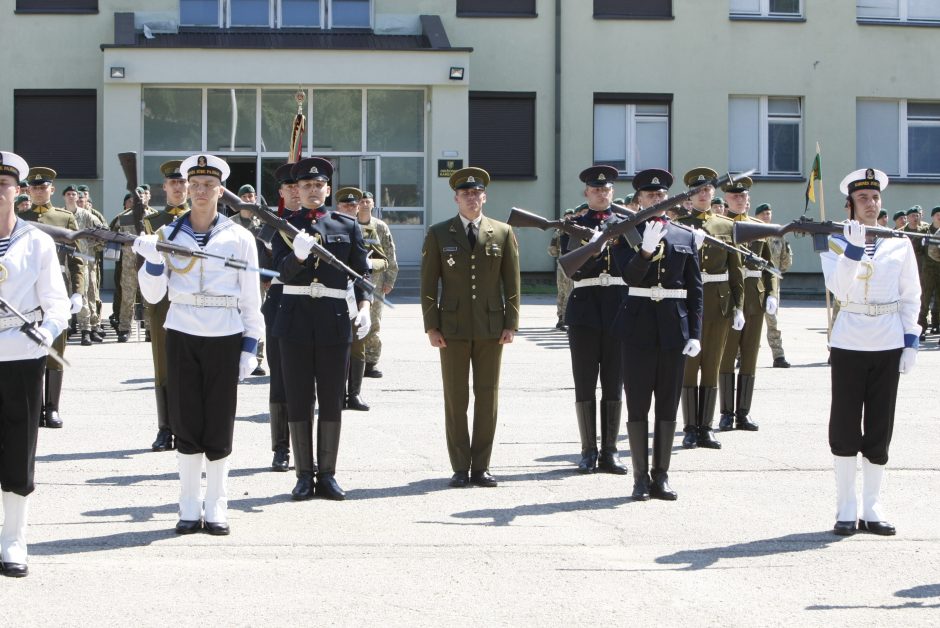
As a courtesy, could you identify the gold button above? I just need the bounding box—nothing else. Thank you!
[471,255,475,259]
[471,265,476,269]
[472,295,476,299]
[472,285,476,290]
[471,275,476,279]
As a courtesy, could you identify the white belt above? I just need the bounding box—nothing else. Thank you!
[282,283,348,300]
[743,269,764,279]
[171,293,239,308]
[702,272,729,283]
[838,301,900,316]
[628,286,688,301]
[0,309,42,331]
[573,273,627,289]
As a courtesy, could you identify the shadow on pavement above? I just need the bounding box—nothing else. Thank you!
[36,449,152,463]
[30,528,176,555]
[655,531,847,571]
[514,328,570,350]
[449,494,632,526]
[121,377,154,385]
[80,493,292,523]
[346,477,452,501]
[86,466,274,486]
[806,583,940,611]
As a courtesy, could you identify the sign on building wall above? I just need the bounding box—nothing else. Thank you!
[438,159,463,177]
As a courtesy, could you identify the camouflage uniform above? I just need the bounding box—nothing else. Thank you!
[904,222,934,331]
[70,206,104,332]
[548,230,573,321]
[111,206,156,333]
[361,216,398,366]
[922,225,940,332]
[763,235,792,360]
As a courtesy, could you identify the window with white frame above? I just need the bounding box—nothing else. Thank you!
[731,0,802,17]
[593,100,670,176]
[729,96,801,176]
[857,0,940,22]
[179,0,370,28]
[857,99,940,177]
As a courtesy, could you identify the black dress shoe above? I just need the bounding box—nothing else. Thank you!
[271,447,290,472]
[251,365,267,376]
[204,521,230,536]
[697,427,721,449]
[555,319,568,331]
[364,364,383,378]
[1,562,28,578]
[833,520,857,536]
[449,471,469,488]
[151,428,174,452]
[175,519,202,535]
[772,357,791,368]
[345,394,370,411]
[145,330,152,342]
[632,475,651,501]
[291,473,316,500]
[470,470,498,487]
[718,413,735,431]
[734,415,759,431]
[577,450,598,474]
[858,519,896,536]
[650,471,678,501]
[919,332,926,342]
[117,331,129,343]
[681,428,698,449]
[43,409,63,429]
[597,451,628,475]
[315,475,346,500]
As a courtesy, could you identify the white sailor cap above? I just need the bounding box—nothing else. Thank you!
[840,168,888,196]
[0,151,30,182]
[180,154,230,182]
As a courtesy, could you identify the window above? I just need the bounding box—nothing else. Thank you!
[729,96,802,176]
[179,0,369,28]
[857,99,940,178]
[15,0,97,13]
[857,1,940,23]
[731,0,802,18]
[594,0,672,19]
[593,97,670,176]
[14,90,97,178]
[457,0,536,17]
[469,92,536,179]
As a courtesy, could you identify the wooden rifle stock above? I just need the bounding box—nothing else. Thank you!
[507,207,597,242]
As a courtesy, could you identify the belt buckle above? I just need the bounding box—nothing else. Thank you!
[649,285,665,302]
[598,272,611,287]
[309,282,325,298]
[194,294,207,307]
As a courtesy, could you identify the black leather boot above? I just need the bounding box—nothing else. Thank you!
[697,387,721,449]
[626,421,650,500]
[315,421,345,500]
[650,421,678,500]
[575,401,598,473]
[734,374,759,431]
[364,363,383,378]
[270,403,290,471]
[43,369,64,429]
[680,386,698,449]
[598,400,628,474]
[151,385,174,451]
[289,420,315,500]
[345,358,370,411]
[718,372,735,431]
[80,330,92,346]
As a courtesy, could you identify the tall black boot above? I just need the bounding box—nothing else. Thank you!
[650,421,678,500]
[735,374,760,431]
[627,421,650,500]
[680,386,698,449]
[43,369,64,429]
[151,386,174,451]
[598,400,628,474]
[718,372,735,431]
[345,358,370,411]
[575,401,598,473]
[315,421,345,500]
[289,420,315,500]
[270,403,291,471]
[697,387,721,449]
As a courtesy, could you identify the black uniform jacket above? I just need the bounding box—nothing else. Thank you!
[560,208,629,331]
[612,221,704,351]
[271,209,370,345]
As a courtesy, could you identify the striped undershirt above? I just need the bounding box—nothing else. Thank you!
[865,242,877,258]
[0,236,9,257]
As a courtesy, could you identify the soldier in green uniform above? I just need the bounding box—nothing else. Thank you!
[21,167,85,428]
[892,210,906,229]
[903,206,933,339]
[755,204,793,367]
[358,190,398,378]
[877,208,888,227]
[14,194,30,213]
[924,207,940,337]
[62,185,105,345]
[111,191,156,342]
[548,207,576,331]
[421,167,520,488]
[676,167,744,449]
[143,160,190,451]
[717,179,778,432]
[76,185,107,334]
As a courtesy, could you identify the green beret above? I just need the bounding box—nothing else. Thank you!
[710,197,724,206]
[14,194,29,205]
[62,185,78,194]
[576,202,589,210]
[624,193,634,203]
[906,206,921,215]
[613,198,624,205]
[123,192,133,202]
[893,210,906,221]
[76,184,90,192]
[878,209,887,218]
[362,191,374,200]
[932,206,940,217]
[238,184,255,196]
[754,203,772,214]
[139,183,150,191]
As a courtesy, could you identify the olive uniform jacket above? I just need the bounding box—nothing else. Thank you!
[730,214,779,316]
[421,215,520,340]
[677,210,744,319]
[21,203,85,295]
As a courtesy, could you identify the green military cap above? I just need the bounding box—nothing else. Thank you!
[362,191,374,200]
[710,197,724,207]
[683,167,718,188]
[139,183,150,191]
[335,187,363,203]
[721,176,752,193]
[576,202,589,210]
[878,208,887,218]
[62,184,78,194]
[754,203,772,214]
[449,167,490,191]
[906,205,922,215]
[238,184,255,196]
[76,184,90,192]
[160,160,184,179]
[931,206,940,217]
[123,192,133,202]
[892,210,906,221]
[15,194,29,205]
[613,198,624,205]
[624,193,634,203]
[27,166,57,185]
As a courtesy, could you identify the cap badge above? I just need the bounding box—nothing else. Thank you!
[651,177,660,185]
[865,168,875,180]
[598,174,606,181]
[309,167,319,174]
[697,175,705,182]
[467,176,476,183]
[197,156,207,167]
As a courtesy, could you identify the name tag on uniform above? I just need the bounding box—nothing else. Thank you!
[326,234,350,243]
[443,246,458,253]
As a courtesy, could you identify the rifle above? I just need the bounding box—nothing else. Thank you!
[558,170,755,278]
[55,242,96,263]
[0,296,70,368]
[669,207,782,278]
[219,188,388,306]
[507,207,600,243]
[733,216,940,252]
[118,152,147,236]
[28,221,279,279]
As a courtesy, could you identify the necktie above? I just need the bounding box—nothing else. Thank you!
[467,222,476,248]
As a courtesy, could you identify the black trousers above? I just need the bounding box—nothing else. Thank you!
[279,338,349,424]
[568,324,622,402]
[266,327,286,404]
[622,344,685,424]
[166,330,241,460]
[829,347,902,465]
[0,357,45,496]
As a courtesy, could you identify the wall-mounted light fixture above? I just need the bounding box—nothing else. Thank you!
[449,67,464,81]
[110,67,126,79]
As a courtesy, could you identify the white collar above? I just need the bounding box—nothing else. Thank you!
[458,214,482,231]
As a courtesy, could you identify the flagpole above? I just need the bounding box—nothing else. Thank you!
[815,142,833,341]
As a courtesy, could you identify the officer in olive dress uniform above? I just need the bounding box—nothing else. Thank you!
[676,167,744,450]
[561,166,629,475]
[358,191,398,378]
[21,167,85,429]
[717,177,778,432]
[421,167,520,488]
[272,157,372,501]
[612,169,703,501]
[143,160,190,452]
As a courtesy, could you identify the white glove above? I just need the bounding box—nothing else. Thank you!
[641,220,666,254]
[692,228,706,250]
[732,309,745,331]
[843,220,866,249]
[293,231,315,261]
[132,233,163,265]
[765,295,778,315]
[70,293,83,314]
[36,326,55,347]
[354,306,371,339]
[238,351,258,381]
[682,339,701,357]
[899,347,917,374]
